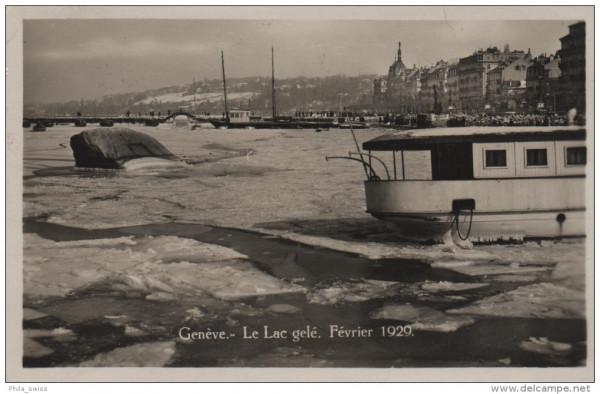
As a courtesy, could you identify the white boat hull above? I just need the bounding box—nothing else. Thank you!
[364,178,586,242]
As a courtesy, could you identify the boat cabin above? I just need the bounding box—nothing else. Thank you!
[362,126,586,181]
[228,110,252,123]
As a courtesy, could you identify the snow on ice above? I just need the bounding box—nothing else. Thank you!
[76,341,177,367]
[447,282,585,319]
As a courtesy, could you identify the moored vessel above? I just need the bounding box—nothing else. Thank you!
[342,126,587,242]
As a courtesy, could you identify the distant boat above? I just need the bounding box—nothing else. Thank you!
[99,119,114,127]
[32,123,46,132]
[209,48,332,130]
[74,119,87,127]
[144,119,159,127]
[339,121,370,130]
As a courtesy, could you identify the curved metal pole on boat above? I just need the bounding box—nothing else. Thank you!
[347,121,370,180]
[348,152,390,180]
[325,156,379,180]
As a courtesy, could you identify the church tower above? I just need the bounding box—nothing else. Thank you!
[397,41,402,62]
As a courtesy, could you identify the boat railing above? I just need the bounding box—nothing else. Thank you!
[348,152,390,180]
[326,152,390,181]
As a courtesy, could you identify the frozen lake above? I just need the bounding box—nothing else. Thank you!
[21,123,587,368]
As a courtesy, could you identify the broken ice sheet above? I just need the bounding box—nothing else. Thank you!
[371,304,476,332]
[265,304,301,314]
[23,233,155,298]
[24,327,75,342]
[124,326,148,338]
[230,346,335,368]
[447,283,585,319]
[420,281,488,293]
[133,235,248,263]
[23,337,54,358]
[23,233,251,299]
[437,262,553,277]
[76,341,176,367]
[111,259,305,301]
[520,337,573,356]
[307,279,401,305]
[23,308,48,321]
[47,197,174,229]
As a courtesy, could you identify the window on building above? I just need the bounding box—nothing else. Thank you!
[485,150,507,167]
[526,149,548,166]
[566,147,586,165]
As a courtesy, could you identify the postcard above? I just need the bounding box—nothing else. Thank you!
[6,5,594,383]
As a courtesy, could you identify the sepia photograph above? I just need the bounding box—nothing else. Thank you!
[5,5,594,384]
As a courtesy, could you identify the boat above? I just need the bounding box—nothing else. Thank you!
[337,126,587,242]
[209,48,283,129]
[32,123,46,132]
[339,121,370,130]
[416,113,450,129]
[209,110,300,129]
[74,119,87,127]
[99,119,114,127]
[208,48,335,130]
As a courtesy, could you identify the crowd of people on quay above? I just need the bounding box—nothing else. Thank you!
[448,112,584,127]
[375,111,585,127]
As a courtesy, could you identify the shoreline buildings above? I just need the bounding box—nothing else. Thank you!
[373,22,585,115]
[558,21,586,114]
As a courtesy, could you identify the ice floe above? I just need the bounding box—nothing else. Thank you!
[447,283,585,319]
[77,341,176,367]
[124,326,148,337]
[121,157,190,171]
[265,304,301,314]
[519,337,573,356]
[23,233,252,298]
[113,260,304,301]
[307,279,400,305]
[370,304,475,332]
[420,281,488,293]
[24,233,158,298]
[24,327,75,341]
[440,262,554,277]
[23,337,54,358]
[23,308,48,321]
[231,346,334,368]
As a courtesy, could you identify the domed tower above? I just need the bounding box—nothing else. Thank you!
[391,41,406,76]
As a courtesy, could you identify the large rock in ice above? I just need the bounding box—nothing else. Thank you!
[70,128,180,169]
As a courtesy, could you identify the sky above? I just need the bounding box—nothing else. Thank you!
[23,19,577,104]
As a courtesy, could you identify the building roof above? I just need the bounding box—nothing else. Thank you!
[363,126,586,150]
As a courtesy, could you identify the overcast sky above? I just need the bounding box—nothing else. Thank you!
[24,19,576,104]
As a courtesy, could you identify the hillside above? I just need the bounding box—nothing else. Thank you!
[25,75,377,117]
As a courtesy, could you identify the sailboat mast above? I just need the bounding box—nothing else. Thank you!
[221,51,229,121]
[271,47,276,119]
[193,77,196,113]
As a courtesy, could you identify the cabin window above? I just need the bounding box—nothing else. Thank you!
[566,147,586,165]
[525,149,548,167]
[431,143,473,180]
[485,150,507,167]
